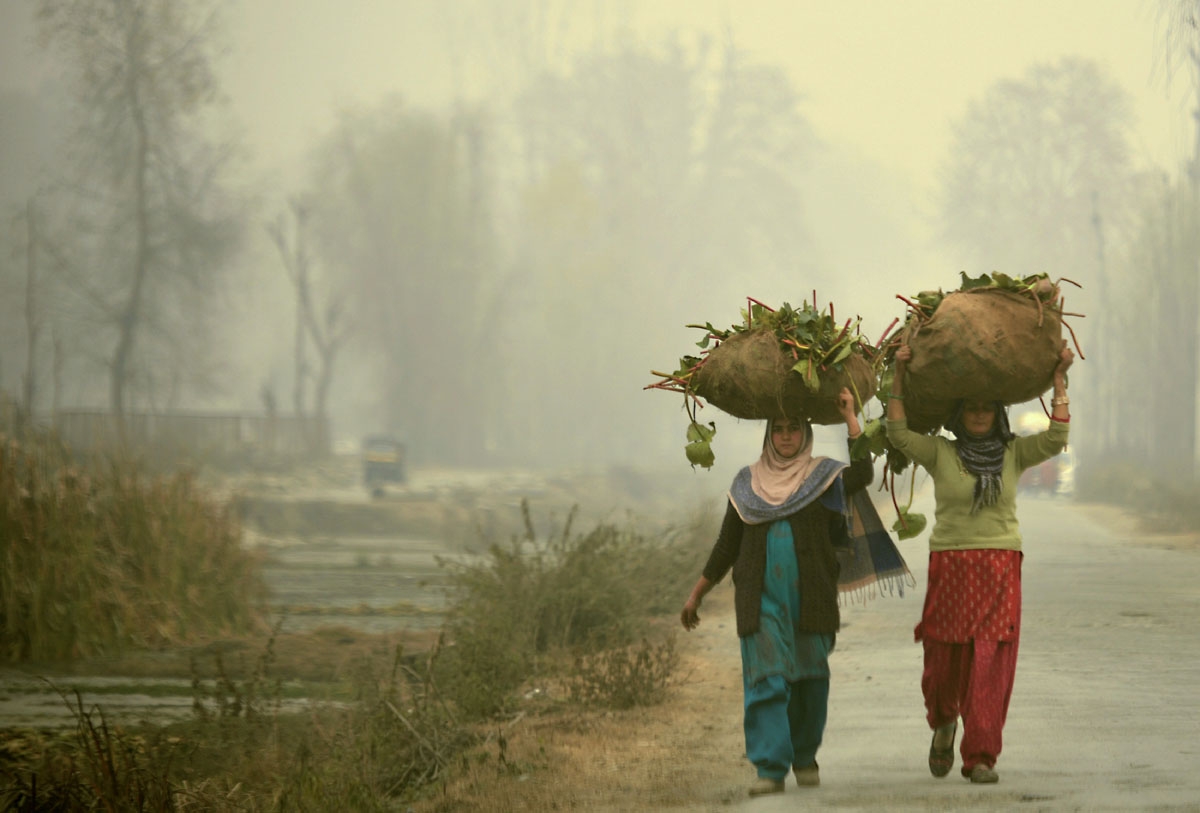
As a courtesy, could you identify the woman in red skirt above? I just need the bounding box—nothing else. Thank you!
[884,342,1073,784]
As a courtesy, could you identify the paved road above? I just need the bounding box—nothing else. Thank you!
[743,494,1200,812]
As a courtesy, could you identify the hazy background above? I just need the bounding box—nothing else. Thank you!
[1,0,1197,488]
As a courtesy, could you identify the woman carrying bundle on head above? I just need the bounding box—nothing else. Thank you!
[679,387,908,797]
[885,340,1074,784]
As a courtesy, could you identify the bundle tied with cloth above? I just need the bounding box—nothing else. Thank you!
[645,296,880,468]
[646,295,912,603]
[867,271,1084,536]
[893,273,1080,434]
[689,329,877,425]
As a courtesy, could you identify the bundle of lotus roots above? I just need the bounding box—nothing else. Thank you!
[889,272,1083,434]
[647,296,883,468]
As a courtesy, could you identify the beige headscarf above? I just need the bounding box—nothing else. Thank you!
[749,419,830,505]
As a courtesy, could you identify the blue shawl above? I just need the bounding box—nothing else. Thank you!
[729,458,913,603]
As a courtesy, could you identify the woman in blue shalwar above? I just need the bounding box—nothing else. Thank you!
[680,388,874,797]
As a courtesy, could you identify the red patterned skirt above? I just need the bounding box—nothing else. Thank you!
[915,549,1023,643]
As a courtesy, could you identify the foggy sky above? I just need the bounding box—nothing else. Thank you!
[2,2,1189,198]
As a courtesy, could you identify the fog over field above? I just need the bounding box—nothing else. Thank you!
[1,0,1197,486]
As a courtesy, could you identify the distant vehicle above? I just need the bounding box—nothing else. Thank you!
[1013,410,1075,497]
[362,434,406,495]
[1019,448,1075,497]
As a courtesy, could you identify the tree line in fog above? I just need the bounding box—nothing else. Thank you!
[1,1,1198,476]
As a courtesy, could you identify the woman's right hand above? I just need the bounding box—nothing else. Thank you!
[681,597,701,630]
[894,344,912,368]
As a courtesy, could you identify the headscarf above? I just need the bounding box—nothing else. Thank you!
[750,419,823,505]
[946,399,1015,514]
[728,418,845,525]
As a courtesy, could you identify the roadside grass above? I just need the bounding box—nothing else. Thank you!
[1,433,268,661]
[434,499,707,718]
[0,433,722,810]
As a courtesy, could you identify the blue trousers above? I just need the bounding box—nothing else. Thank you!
[744,673,829,780]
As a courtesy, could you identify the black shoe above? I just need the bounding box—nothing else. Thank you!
[928,721,956,778]
[793,761,819,787]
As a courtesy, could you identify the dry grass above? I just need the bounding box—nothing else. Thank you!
[411,590,748,813]
[1,434,741,810]
[1,433,268,661]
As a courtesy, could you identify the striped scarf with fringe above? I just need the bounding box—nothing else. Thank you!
[947,400,1014,515]
[833,488,915,604]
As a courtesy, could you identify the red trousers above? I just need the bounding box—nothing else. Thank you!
[921,637,1019,774]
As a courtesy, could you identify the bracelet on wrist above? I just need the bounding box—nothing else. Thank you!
[889,393,904,401]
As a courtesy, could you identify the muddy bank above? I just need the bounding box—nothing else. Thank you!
[236,494,470,540]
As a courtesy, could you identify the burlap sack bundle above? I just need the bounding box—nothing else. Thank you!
[902,288,1063,430]
[692,329,877,425]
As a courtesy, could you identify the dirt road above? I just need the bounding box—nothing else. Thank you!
[708,494,1200,812]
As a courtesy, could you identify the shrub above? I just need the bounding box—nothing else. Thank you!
[0,433,268,661]
[434,500,714,718]
[568,635,679,709]
[271,639,474,810]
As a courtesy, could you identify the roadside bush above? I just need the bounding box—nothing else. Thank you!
[270,639,473,810]
[568,635,679,709]
[434,500,714,718]
[0,433,268,661]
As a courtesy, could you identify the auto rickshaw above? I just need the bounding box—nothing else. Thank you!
[362,434,406,495]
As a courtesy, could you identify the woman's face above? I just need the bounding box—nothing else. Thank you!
[961,399,997,437]
[770,418,806,458]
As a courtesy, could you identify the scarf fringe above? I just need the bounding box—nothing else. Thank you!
[838,571,918,606]
[834,489,915,605]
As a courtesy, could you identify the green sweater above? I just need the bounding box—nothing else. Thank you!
[885,417,1070,552]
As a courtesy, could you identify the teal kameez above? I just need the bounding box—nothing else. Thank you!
[741,519,835,780]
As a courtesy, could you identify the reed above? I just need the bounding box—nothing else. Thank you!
[0,433,268,662]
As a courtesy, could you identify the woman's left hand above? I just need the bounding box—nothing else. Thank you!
[837,387,862,438]
[1054,343,1075,379]
[836,387,858,420]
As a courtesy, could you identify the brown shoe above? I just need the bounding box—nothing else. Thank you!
[793,761,820,787]
[747,777,785,796]
[969,764,999,784]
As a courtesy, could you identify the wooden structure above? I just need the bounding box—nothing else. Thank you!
[52,409,330,459]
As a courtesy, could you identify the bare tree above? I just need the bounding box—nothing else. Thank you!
[305,102,496,464]
[501,33,817,463]
[1151,1,1200,478]
[937,58,1138,277]
[936,58,1141,471]
[35,0,242,438]
[1155,0,1200,185]
[20,200,39,432]
[0,86,67,419]
[267,199,352,453]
